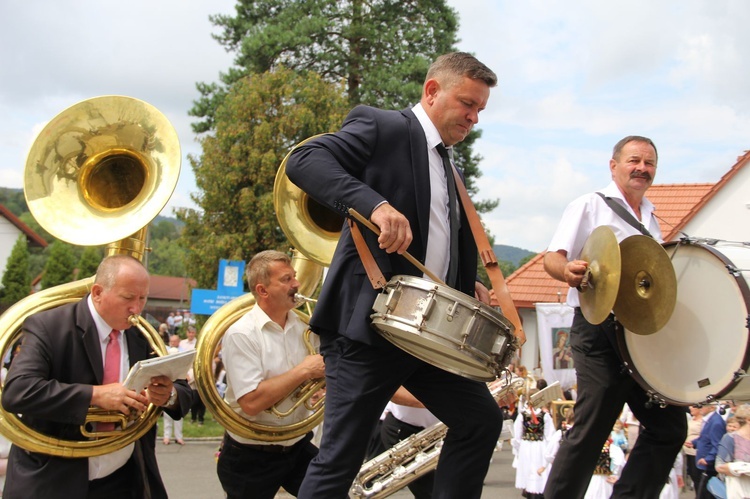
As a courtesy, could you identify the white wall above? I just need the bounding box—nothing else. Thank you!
[677,165,750,244]
[0,216,23,283]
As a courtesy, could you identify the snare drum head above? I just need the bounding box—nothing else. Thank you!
[621,242,750,405]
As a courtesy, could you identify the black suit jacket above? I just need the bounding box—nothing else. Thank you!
[1,296,192,499]
[286,105,478,346]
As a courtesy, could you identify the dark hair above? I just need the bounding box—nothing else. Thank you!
[612,135,658,162]
[425,52,498,88]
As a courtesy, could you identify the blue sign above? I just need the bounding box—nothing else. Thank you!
[190,259,246,315]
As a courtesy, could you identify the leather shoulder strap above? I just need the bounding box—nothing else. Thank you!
[595,192,652,238]
[452,168,526,346]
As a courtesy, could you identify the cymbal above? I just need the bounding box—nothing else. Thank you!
[579,226,621,325]
[613,235,677,335]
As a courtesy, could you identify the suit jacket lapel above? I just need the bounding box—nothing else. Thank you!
[76,297,105,384]
[402,108,430,255]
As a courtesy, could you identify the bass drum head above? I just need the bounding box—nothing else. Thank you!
[619,242,750,405]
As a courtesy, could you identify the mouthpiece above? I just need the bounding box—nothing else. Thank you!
[294,293,317,306]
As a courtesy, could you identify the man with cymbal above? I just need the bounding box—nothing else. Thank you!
[542,136,687,498]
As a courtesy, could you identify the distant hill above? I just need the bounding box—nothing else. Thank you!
[494,244,536,266]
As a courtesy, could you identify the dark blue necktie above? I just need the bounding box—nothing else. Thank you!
[436,143,459,287]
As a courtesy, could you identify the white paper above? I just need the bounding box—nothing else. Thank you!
[123,350,196,391]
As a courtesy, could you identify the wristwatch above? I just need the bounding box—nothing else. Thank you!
[164,387,178,407]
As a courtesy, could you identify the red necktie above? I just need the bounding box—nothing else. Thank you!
[100,330,121,432]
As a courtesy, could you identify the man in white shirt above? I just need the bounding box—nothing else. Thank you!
[217,250,325,499]
[542,136,687,498]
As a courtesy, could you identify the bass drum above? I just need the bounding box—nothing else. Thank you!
[618,240,750,406]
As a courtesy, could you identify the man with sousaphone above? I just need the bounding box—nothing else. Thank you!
[216,250,325,498]
[285,52,518,498]
[542,136,688,498]
[2,255,193,499]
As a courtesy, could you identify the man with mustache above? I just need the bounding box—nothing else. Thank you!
[217,250,325,499]
[542,136,687,498]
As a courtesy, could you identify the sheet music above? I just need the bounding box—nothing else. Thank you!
[123,350,196,391]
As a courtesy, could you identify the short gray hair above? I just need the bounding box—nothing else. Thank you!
[246,250,291,297]
[612,135,658,162]
[94,255,145,289]
[425,52,498,89]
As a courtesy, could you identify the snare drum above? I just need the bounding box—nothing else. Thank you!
[370,275,517,382]
[618,240,750,406]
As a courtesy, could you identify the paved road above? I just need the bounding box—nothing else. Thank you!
[156,439,696,498]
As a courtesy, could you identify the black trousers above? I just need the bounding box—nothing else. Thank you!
[544,310,687,499]
[297,335,503,499]
[217,432,318,499]
[380,412,435,499]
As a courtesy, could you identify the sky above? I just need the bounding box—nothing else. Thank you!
[1,0,749,253]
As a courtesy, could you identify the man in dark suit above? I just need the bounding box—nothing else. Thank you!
[1,254,192,499]
[694,404,727,499]
[286,52,503,498]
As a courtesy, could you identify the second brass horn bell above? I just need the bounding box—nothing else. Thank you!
[273,134,343,267]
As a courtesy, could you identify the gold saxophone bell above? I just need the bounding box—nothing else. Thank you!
[0,95,178,457]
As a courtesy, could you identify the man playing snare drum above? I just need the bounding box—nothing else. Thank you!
[542,136,687,498]
[286,52,503,498]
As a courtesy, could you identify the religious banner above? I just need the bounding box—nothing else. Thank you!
[536,302,576,391]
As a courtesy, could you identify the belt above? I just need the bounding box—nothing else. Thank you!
[223,433,297,454]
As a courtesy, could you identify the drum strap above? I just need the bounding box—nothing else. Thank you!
[348,218,388,289]
[595,192,653,238]
[451,168,526,346]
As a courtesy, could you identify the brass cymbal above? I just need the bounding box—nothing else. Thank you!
[579,226,621,325]
[613,235,677,335]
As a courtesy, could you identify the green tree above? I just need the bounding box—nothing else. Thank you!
[78,246,103,278]
[0,236,31,307]
[148,237,187,277]
[41,241,76,289]
[150,219,180,241]
[178,68,348,288]
[191,0,496,209]
[192,0,459,132]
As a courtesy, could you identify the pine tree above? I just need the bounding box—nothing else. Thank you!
[0,235,31,307]
[41,241,76,289]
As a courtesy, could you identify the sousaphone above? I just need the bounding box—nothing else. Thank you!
[194,135,342,441]
[0,95,180,457]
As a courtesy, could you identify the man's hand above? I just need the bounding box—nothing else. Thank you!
[146,375,175,407]
[563,260,590,289]
[475,281,490,305]
[298,354,325,380]
[91,383,149,415]
[370,204,412,254]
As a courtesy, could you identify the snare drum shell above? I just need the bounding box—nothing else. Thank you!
[371,275,514,382]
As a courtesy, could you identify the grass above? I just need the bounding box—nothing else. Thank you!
[157,411,224,439]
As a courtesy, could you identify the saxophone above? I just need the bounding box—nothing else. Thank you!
[350,373,525,498]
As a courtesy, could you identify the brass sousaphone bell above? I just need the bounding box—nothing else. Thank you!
[0,95,180,457]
